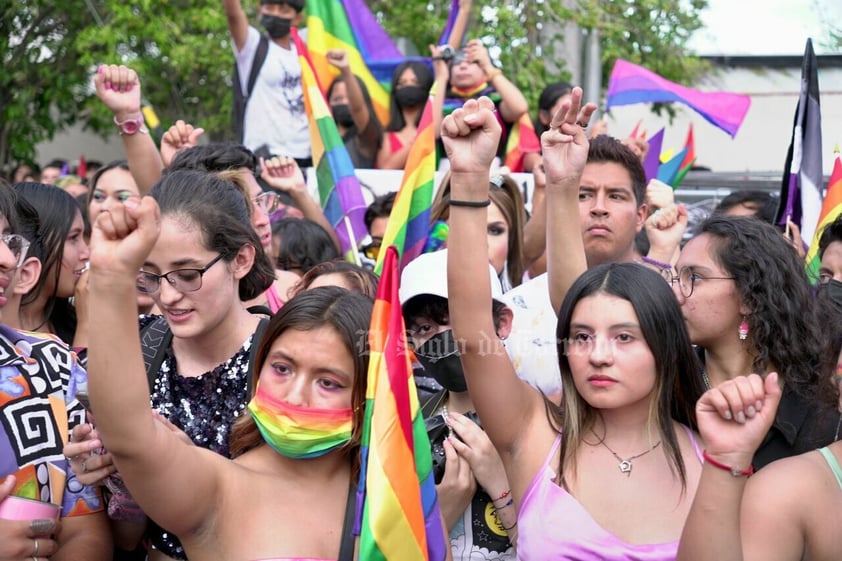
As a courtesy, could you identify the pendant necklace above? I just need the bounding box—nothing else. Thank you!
[595,434,662,476]
[702,369,712,390]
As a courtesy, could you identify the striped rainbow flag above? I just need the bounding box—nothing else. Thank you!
[504,113,541,173]
[804,153,842,283]
[305,0,404,125]
[355,245,448,561]
[373,98,435,275]
[291,28,368,257]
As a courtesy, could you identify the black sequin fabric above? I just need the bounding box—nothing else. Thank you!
[139,315,256,560]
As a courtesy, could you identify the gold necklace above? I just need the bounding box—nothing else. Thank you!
[595,435,662,476]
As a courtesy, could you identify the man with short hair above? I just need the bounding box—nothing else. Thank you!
[224,0,311,167]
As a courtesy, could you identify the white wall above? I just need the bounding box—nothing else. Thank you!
[599,64,842,176]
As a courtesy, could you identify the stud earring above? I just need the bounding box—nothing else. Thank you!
[738,317,749,341]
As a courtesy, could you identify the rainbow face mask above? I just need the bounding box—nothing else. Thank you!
[248,382,353,459]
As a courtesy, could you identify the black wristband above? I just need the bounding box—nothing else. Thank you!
[448,198,491,208]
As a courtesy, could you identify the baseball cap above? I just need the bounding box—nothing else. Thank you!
[399,249,504,306]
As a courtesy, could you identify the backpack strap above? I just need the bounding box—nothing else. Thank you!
[337,480,357,561]
[140,316,173,392]
[246,317,270,399]
[233,34,270,142]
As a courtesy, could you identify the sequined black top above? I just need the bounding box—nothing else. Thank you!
[139,315,257,560]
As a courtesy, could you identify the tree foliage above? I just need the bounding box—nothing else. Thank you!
[2,0,709,170]
[0,1,92,167]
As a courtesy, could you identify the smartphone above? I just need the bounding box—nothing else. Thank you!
[75,390,92,413]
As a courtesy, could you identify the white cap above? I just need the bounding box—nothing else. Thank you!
[399,249,504,306]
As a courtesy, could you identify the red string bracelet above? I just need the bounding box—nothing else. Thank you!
[492,489,511,503]
[703,450,754,477]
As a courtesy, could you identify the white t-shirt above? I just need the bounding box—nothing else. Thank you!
[235,26,311,159]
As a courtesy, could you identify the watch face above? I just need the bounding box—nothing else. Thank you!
[121,120,139,135]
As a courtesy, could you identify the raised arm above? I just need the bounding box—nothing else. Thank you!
[223,0,249,52]
[87,198,227,540]
[95,65,164,194]
[544,87,596,313]
[445,0,472,49]
[326,50,381,161]
[521,158,547,268]
[442,97,543,461]
[464,40,527,124]
[677,373,781,561]
[260,156,342,252]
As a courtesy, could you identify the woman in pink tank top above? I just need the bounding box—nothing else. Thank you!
[442,91,709,560]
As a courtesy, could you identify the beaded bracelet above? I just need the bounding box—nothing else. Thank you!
[449,198,491,208]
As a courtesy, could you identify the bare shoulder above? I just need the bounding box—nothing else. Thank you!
[743,449,842,560]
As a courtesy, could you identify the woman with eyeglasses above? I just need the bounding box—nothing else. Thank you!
[672,215,840,469]
[7,182,90,347]
[65,170,276,561]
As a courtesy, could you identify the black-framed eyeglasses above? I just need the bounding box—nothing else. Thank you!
[670,266,736,298]
[136,254,224,295]
[253,192,282,215]
[2,234,30,268]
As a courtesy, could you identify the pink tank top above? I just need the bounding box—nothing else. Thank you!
[516,427,702,560]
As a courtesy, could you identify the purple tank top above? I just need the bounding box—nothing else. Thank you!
[516,427,702,560]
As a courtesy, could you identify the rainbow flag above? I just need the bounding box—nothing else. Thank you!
[305,0,404,125]
[355,246,448,561]
[373,98,436,275]
[606,59,751,138]
[291,28,368,257]
[504,114,541,173]
[804,153,842,283]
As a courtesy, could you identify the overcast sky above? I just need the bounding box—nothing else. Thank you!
[689,0,842,55]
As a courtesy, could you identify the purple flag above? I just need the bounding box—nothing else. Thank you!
[642,128,665,183]
[606,59,751,138]
[776,39,823,243]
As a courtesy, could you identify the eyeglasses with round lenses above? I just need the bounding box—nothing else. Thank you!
[253,192,281,215]
[1,234,30,268]
[670,266,736,298]
[136,254,224,295]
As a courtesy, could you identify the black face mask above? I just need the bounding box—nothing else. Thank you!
[260,14,292,39]
[824,278,842,308]
[394,86,427,108]
[415,330,466,393]
[331,104,354,128]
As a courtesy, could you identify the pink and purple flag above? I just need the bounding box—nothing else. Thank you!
[606,59,751,138]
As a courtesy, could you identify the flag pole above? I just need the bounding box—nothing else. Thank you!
[344,215,362,267]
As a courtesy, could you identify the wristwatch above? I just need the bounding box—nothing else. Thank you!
[113,112,148,135]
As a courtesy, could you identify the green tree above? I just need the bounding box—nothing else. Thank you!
[75,0,235,143]
[2,0,710,170]
[0,1,92,167]
[369,0,708,112]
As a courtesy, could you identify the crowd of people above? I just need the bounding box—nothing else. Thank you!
[1,1,841,560]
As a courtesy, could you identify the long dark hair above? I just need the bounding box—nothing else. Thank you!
[149,171,274,301]
[697,216,838,407]
[229,287,373,472]
[87,159,131,208]
[551,263,703,489]
[385,61,434,132]
[12,182,81,344]
[327,74,377,138]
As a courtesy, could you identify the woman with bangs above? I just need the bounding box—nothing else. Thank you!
[442,94,706,558]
